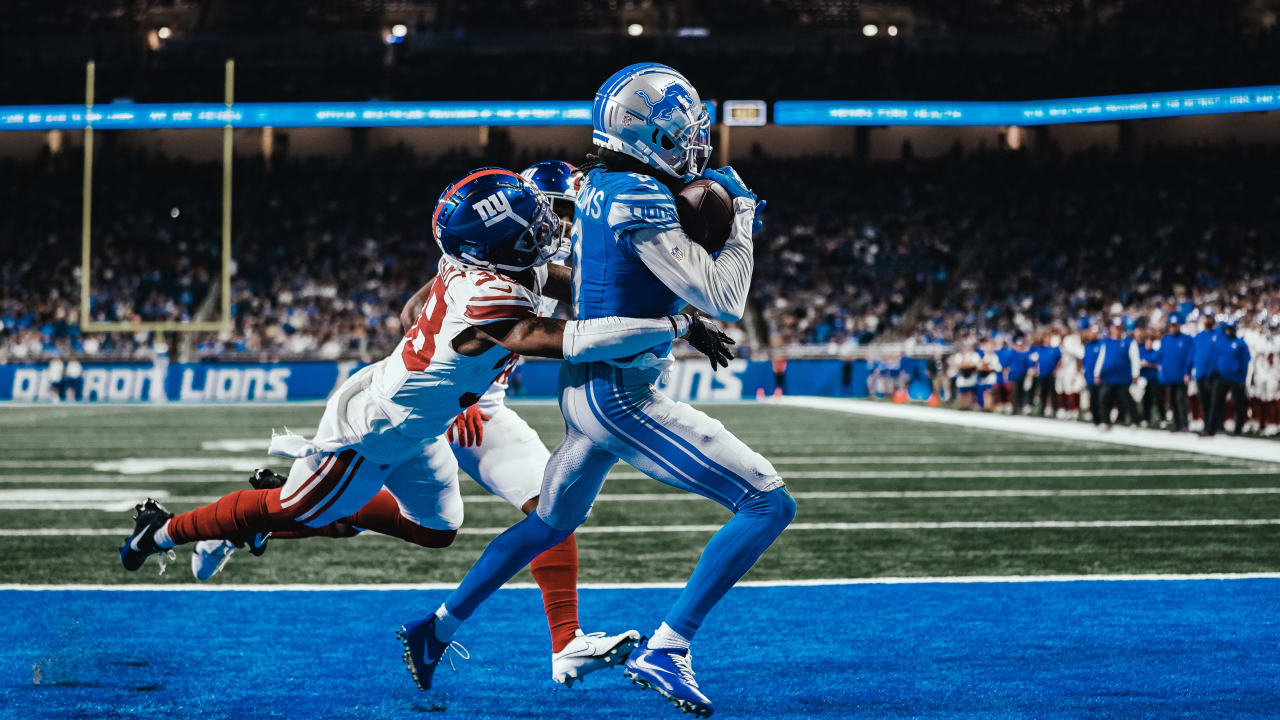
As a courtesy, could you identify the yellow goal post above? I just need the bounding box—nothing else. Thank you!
[78,59,235,333]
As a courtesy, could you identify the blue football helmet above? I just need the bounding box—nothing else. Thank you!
[592,62,711,182]
[520,160,579,260]
[432,167,561,273]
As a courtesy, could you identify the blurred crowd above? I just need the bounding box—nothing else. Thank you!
[2,145,1277,407]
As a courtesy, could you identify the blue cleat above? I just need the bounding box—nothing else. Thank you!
[396,615,468,691]
[624,643,713,717]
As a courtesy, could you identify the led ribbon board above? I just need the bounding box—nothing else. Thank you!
[773,86,1280,126]
[0,100,717,130]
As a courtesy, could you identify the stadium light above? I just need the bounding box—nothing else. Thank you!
[627,23,644,37]
[391,23,408,38]
[887,25,899,37]
[157,26,172,40]
[863,24,879,37]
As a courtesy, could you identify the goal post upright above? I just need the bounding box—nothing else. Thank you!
[220,58,234,333]
[79,60,94,333]
[79,59,236,334]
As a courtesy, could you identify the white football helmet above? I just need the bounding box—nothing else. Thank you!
[591,62,711,182]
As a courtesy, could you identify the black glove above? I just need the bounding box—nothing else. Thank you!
[681,313,735,370]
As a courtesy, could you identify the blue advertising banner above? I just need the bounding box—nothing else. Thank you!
[0,357,922,403]
[0,100,716,131]
[773,85,1280,126]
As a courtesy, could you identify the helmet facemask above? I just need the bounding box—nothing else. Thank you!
[496,194,562,272]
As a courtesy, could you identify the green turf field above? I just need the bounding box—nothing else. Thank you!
[2,402,1278,585]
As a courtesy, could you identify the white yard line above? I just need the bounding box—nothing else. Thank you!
[608,467,1276,480]
[778,397,1280,464]
[0,466,1271,485]
[0,452,1251,472]
[0,466,1272,486]
[4,486,1277,512]
[3,573,1280,591]
[8,518,1280,538]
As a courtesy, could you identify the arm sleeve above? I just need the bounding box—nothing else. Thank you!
[627,196,756,322]
[561,315,688,363]
[1093,346,1106,379]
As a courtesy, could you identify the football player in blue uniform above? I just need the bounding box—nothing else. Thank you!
[397,63,792,717]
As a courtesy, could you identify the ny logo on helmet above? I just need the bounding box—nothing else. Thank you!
[635,84,695,127]
[473,191,527,228]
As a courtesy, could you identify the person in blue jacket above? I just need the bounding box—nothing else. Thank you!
[1158,313,1195,432]
[1007,335,1035,414]
[1092,318,1139,427]
[1190,313,1221,429]
[1031,331,1062,417]
[994,337,1015,413]
[1205,319,1252,436]
[1137,329,1164,427]
[1082,326,1103,426]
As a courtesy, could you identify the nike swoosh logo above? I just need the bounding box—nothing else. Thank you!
[630,655,675,676]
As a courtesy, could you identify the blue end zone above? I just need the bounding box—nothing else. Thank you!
[4,580,1278,719]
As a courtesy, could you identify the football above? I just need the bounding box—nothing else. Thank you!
[675,177,735,254]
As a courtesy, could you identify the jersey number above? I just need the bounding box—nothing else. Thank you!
[401,279,448,372]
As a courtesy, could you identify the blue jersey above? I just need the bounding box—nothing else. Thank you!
[1007,350,1034,380]
[995,346,1014,380]
[1213,336,1251,384]
[1033,345,1061,376]
[572,169,686,358]
[1158,332,1194,384]
[1083,341,1101,386]
[1193,328,1221,379]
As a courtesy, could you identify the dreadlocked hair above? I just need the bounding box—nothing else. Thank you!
[580,149,685,194]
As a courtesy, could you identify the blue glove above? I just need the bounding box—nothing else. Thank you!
[701,165,756,202]
[752,199,767,234]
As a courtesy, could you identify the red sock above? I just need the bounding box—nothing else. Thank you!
[272,523,359,540]
[168,488,288,545]
[344,490,456,548]
[529,533,580,653]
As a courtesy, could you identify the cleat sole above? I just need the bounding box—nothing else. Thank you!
[396,626,429,691]
[623,667,713,718]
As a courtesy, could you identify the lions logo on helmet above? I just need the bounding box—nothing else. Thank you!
[591,62,711,182]
[433,167,561,273]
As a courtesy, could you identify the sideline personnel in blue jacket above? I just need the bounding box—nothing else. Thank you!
[1158,313,1195,432]
[1205,319,1251,436]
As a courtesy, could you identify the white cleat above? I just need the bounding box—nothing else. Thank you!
[551,629,642,687]
[191,539,237,581]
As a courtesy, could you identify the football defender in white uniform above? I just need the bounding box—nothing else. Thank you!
[119,166,733,686]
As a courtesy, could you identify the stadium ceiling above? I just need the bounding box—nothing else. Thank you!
[2,86,1278,131]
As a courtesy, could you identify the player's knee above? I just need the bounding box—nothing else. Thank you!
[741,486,796,532]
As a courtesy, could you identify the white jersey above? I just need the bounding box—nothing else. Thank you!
[369,257,548,439]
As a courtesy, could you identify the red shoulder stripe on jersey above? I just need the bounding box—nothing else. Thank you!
[468,294,534,305]
[464,304,537,322]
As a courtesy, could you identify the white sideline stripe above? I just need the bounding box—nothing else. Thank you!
[0,489,171,512]
[778,396,1280,464]
[0,452,1246,472]
[6,486,1275,511]
[0,450,1244,468]
[609,467,1275,480]
[0,466,1270,486]
[4,573,1280,591]
[9,518,1280,537]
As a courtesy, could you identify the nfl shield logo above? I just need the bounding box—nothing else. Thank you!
[670,245,684,261]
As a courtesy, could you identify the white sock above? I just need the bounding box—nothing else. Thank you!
[648,622,691,650]
[152,520,176,549]
[433,603,463,643]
